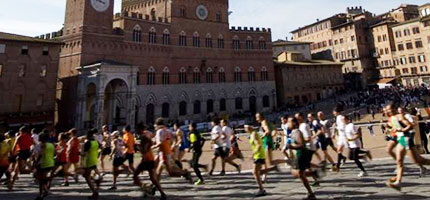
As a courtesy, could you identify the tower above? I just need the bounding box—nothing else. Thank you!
[64,0,114,36]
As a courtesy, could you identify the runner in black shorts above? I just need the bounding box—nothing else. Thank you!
[109,131,129,190]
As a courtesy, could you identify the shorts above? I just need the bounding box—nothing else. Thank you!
[102,147,112,156]
[263,136,274,150]
[318,137,333,151]
[125,153,134,164]
[36,166,54,173]
[69,154,80,164]
[254,159,265,165]
[296,149,312,171]
[179,145,187,152]
[84,166,97,170]
[386,135,397,142]
[137,161,155,171]
[337,137,348,148]
[113,157,126,167]
[349,148,361,160]
[55,161,67,166]
[9,155,17,163]
[214,147,228,158]
[18,150,31,160]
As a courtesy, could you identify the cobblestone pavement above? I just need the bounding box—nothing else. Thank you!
[1,156,430,200]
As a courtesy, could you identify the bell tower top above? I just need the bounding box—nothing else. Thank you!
[64,0,114,36]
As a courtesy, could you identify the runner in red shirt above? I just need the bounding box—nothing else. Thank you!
[56,133,70,186]
[67,129,81,183]
[11,126,33,188]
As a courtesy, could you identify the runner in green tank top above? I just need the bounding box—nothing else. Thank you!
[245,125,278,197]
[82,129,100,200]
[35,133,55,200]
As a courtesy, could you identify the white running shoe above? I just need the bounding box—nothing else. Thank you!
[358,172,368,177]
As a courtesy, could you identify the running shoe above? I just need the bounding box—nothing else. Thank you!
[61,182,69,187]
[219,171,226,176]
[160,194,167,200]
[302,193,317,200]
[386,182,401,191]
[367,151,373,161]
[330,165,338,172]
[311,181,320,187]
[254,190,267,197]
[108,186,117,190]
[358,172,368,177]
[184,171,193,184]
[419,167,427,177]
[194,179,205,186]
[236,165,242,174]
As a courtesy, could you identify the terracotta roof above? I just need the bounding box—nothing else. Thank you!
[391,18,420,27]
[290,14,347,33]
[275,59,344,66]
[0,32,61,44]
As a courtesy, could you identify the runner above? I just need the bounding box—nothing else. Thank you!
[281,115,294,161]
[134,125,166,200]
[255,113,275,166]
[0,133,12,190]
[100,125,112,173]
[122,125,136,173]
[228,128,244,162]
[344,116,371,177]
[209,117,227,176]
[55,132,70,186]
[82,129,101,199]
[220,119,241,173]
[35,132,55,200]
[333,108,348,171]
[11,126,33,188]
[317,111,338,171]
[152,118,192,183]
[109,131,129,190]
[5,131,17,175]
[172,123,185,169]
[31,128,41,170]
[188,122,208,185]
[67,128,80,183]
[285,117,318,200]
[244,124,278,197]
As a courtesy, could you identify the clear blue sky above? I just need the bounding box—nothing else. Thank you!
[0,0,428,40]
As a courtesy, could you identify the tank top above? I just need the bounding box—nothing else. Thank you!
[140,136,155,161]
[249,131,265,160]
[40,143,55,169]
[85,140,99,168]
[158,129,173,155]
[69,138,80,156]
[56,142,68,162]
[18,134,32,151]
[0,141,10,166]
[389,115,402,137]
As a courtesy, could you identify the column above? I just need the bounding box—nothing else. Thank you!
[75,76,87,131]
[125,91,136,130]
[95,93,105,130]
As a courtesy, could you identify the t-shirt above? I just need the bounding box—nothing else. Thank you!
[299,122,316,151]
[249,131,265,160]
[319,119,333,138]
[345,123,361,148]
[122,131,135,154]
[155,128,173,155]
[211,125,223,149]
[336,115,346,138]
[190,130,204,152]
[222,126,233,149]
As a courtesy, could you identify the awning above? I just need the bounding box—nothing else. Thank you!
[377,78,396,84]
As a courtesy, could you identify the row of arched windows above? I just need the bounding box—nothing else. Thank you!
[131,25,266,50]
[145,66,268,85]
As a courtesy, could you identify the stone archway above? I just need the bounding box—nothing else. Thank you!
[103,79,128,129]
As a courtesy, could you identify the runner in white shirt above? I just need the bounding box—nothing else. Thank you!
[333,107,347,171]
[280,116,294,160]
[209,117,228,176]
[221,119,241,173]
[344,116,371,177]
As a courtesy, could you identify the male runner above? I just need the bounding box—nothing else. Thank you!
[333,108,348,171]
[122,125,136,173]
[220,119,241,173]
[82,130,101,199]
[188,123,207,185]
[344,116,371,177]
[209,117,227,176]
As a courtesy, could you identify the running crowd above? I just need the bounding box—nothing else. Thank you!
[0,103,430,200]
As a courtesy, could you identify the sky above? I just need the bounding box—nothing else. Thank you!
[0,0,428,40]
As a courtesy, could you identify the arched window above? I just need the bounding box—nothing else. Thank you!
[133,25,142,42]
[233,35,240,50]
[179,101,187,116]
[259,37,267,49]
[217,34,224,49]
[220,98,227,111]
[234,67,242,83]
[193,100,201,114]
[146,103,155,124]
[245,36,253,50]
[248,67,255,82]
[218,67,226,83]
[260,66,268,81]
[235,97,243,110]
[162,67,169,85]
[193,32,200,47]
[206,67,213,83]
[263,95,270,108]
[179,31,187,46]
[193,67,201,84]
[147,67,155,85]
[205,33,212,48]
[149,27,157,44]
[162,102,170,118]
[162,29,170,45]
[179,67,187,84]
[207,99,214,113]
[151,8,156,21]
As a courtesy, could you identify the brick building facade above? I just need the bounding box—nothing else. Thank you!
[57,0,275,130]
[0,32,61,130]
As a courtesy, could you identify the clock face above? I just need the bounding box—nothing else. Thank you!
[91,0,110,12]
[196,5,208,20]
